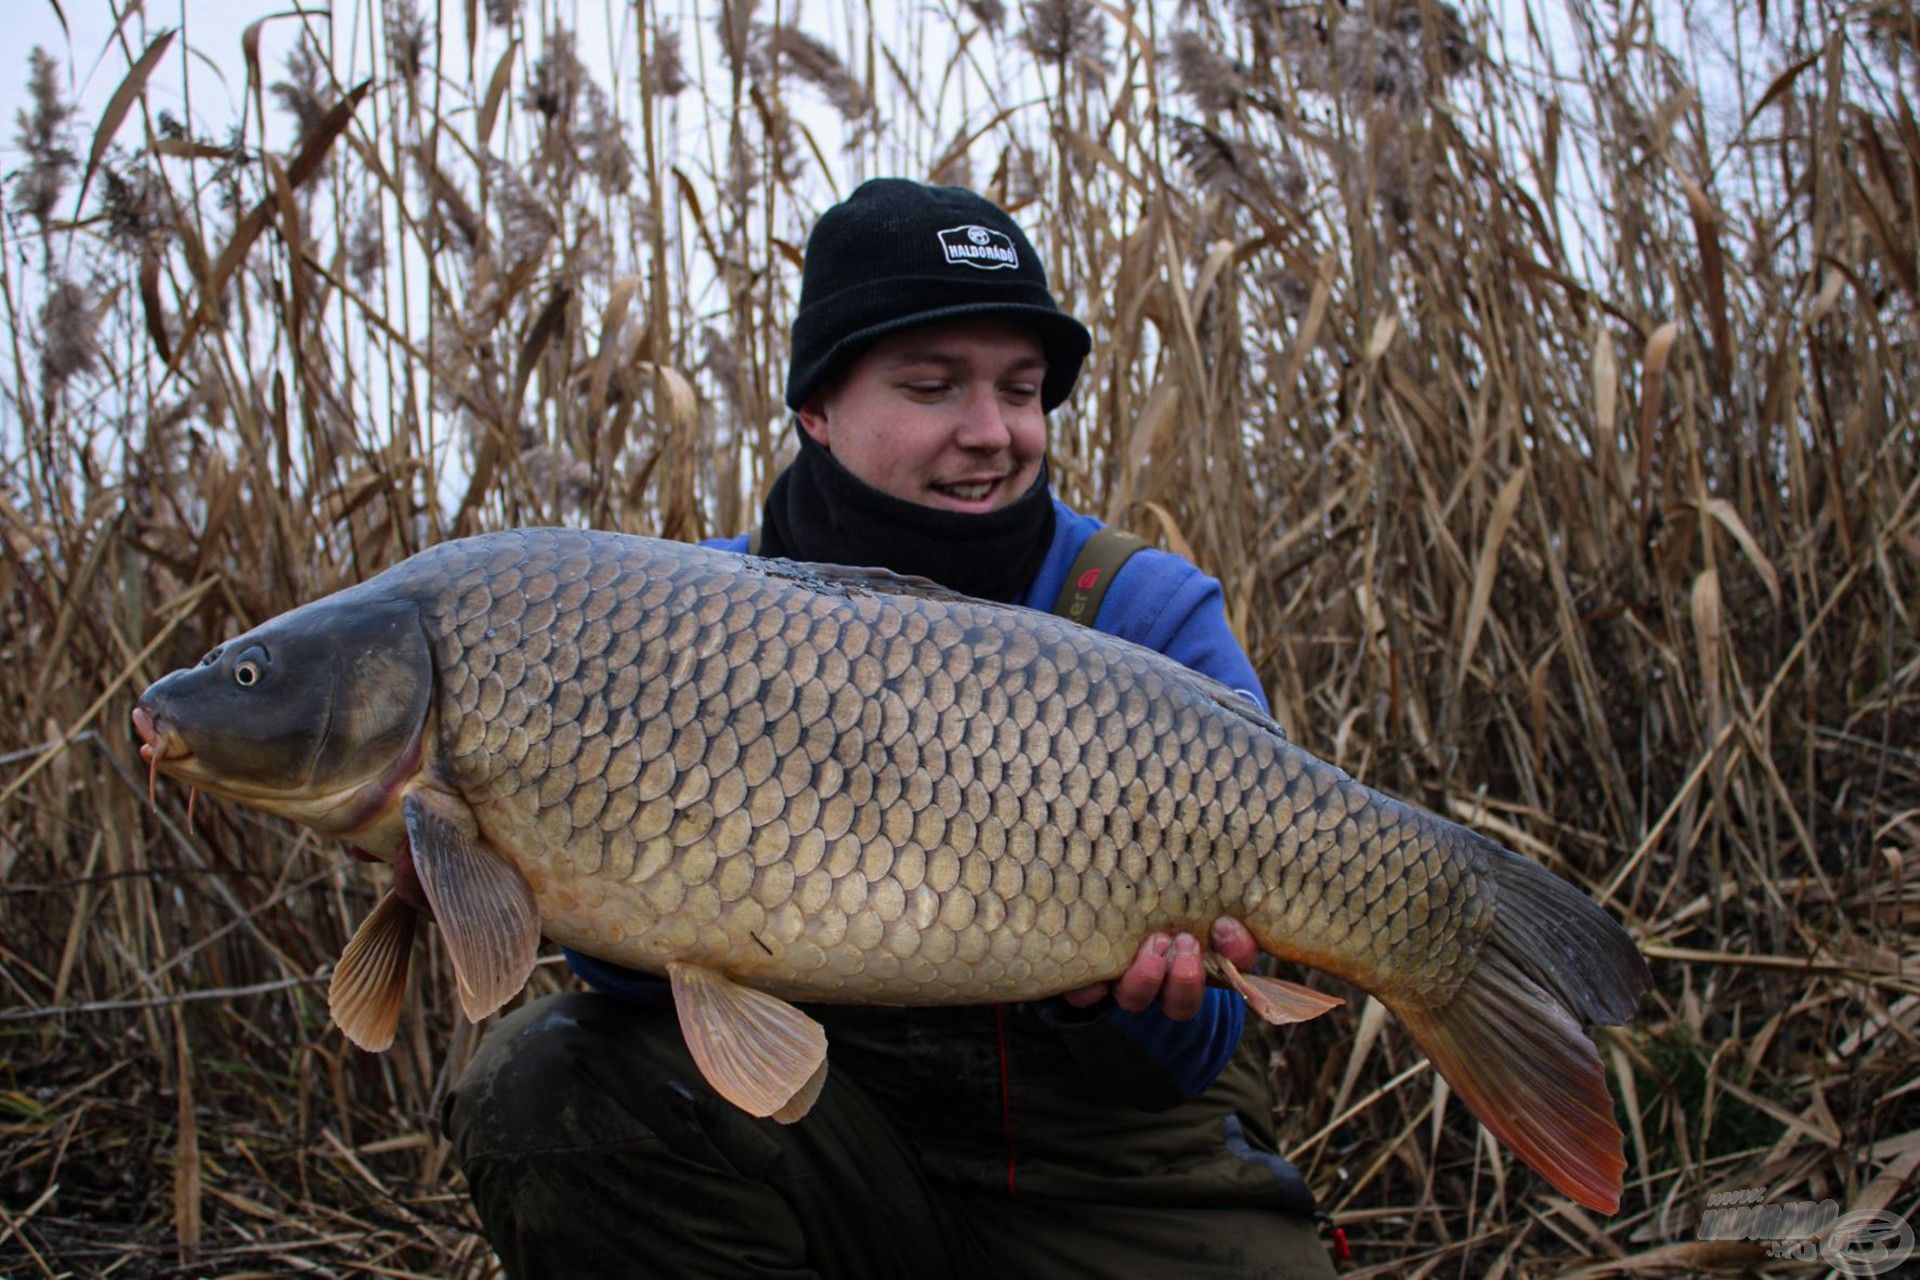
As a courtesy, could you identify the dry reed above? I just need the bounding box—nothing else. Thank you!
[1,0,1915,1275]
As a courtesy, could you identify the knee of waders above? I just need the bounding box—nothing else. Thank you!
[442,991,689,1164]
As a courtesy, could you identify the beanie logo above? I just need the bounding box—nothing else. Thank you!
[937,224,1019,270]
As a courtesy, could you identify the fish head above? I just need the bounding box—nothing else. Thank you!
[133,594,435,842]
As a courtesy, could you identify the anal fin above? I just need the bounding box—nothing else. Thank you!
[329,891,417,1052]
[1210,955,1345,1025]
[403,793,540,1023]
[771,1058,831,1124]
[667,961,828,1120]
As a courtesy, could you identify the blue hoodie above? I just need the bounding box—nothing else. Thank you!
[566,496,1265,1099]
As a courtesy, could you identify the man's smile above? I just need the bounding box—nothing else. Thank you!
[930,475,1006,507]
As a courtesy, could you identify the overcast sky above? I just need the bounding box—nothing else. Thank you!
[0,1,1648,210]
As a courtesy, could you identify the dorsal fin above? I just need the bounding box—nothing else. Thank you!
[743,556,972,606]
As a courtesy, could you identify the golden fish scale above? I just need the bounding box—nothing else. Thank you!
[394,529,1486,1008]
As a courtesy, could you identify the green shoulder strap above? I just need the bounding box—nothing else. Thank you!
[1053,527,1149,625]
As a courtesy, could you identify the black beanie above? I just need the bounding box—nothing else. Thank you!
[785,179,1093,413]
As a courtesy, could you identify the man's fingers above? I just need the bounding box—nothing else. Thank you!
[1061,982,1110,1008]
[1097,925,1261,1020]
[1160,934,1206,1021]
[1112,933,1172,1012]
[1210,917,1260,969]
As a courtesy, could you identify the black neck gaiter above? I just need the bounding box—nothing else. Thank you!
[757,429,1056,603]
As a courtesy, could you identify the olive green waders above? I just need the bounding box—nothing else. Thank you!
[444,992,1336,1279]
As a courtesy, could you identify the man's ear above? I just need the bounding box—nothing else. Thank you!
[796,397,831,448]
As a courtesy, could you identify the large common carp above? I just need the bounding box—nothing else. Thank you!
[133,528,1649,1211]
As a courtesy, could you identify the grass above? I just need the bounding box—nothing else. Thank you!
[2,0,1917,1274]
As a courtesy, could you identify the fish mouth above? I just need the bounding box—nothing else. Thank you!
[129,700,414,827]
[132,705,194,800]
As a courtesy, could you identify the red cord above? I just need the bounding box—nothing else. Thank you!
[1331,1226,1352,1262]
[994,1004,1017,1198]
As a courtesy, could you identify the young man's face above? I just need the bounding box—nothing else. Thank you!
[796,317,1048,514]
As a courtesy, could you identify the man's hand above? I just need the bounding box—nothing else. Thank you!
[1061,918,1260,1021]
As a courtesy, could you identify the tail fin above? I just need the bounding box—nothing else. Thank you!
[1394,837,1651,1213]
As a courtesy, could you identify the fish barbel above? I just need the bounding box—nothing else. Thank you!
[132,528,1649,1210]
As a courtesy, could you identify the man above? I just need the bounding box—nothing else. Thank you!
[445,180,1337,1279]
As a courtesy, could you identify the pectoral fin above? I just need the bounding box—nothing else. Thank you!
[329,890,418,1051]
[403,792,540,1023]
[667,961,828,1122]
[1211,955,1345,1025]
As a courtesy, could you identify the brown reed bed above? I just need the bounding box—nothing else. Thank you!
[1,0,1915,1274]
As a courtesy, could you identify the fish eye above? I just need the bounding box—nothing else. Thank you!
[232,644,270,689]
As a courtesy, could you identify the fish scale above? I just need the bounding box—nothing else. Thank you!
[384,529,1458,1006]
[135,526,1650,1211]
